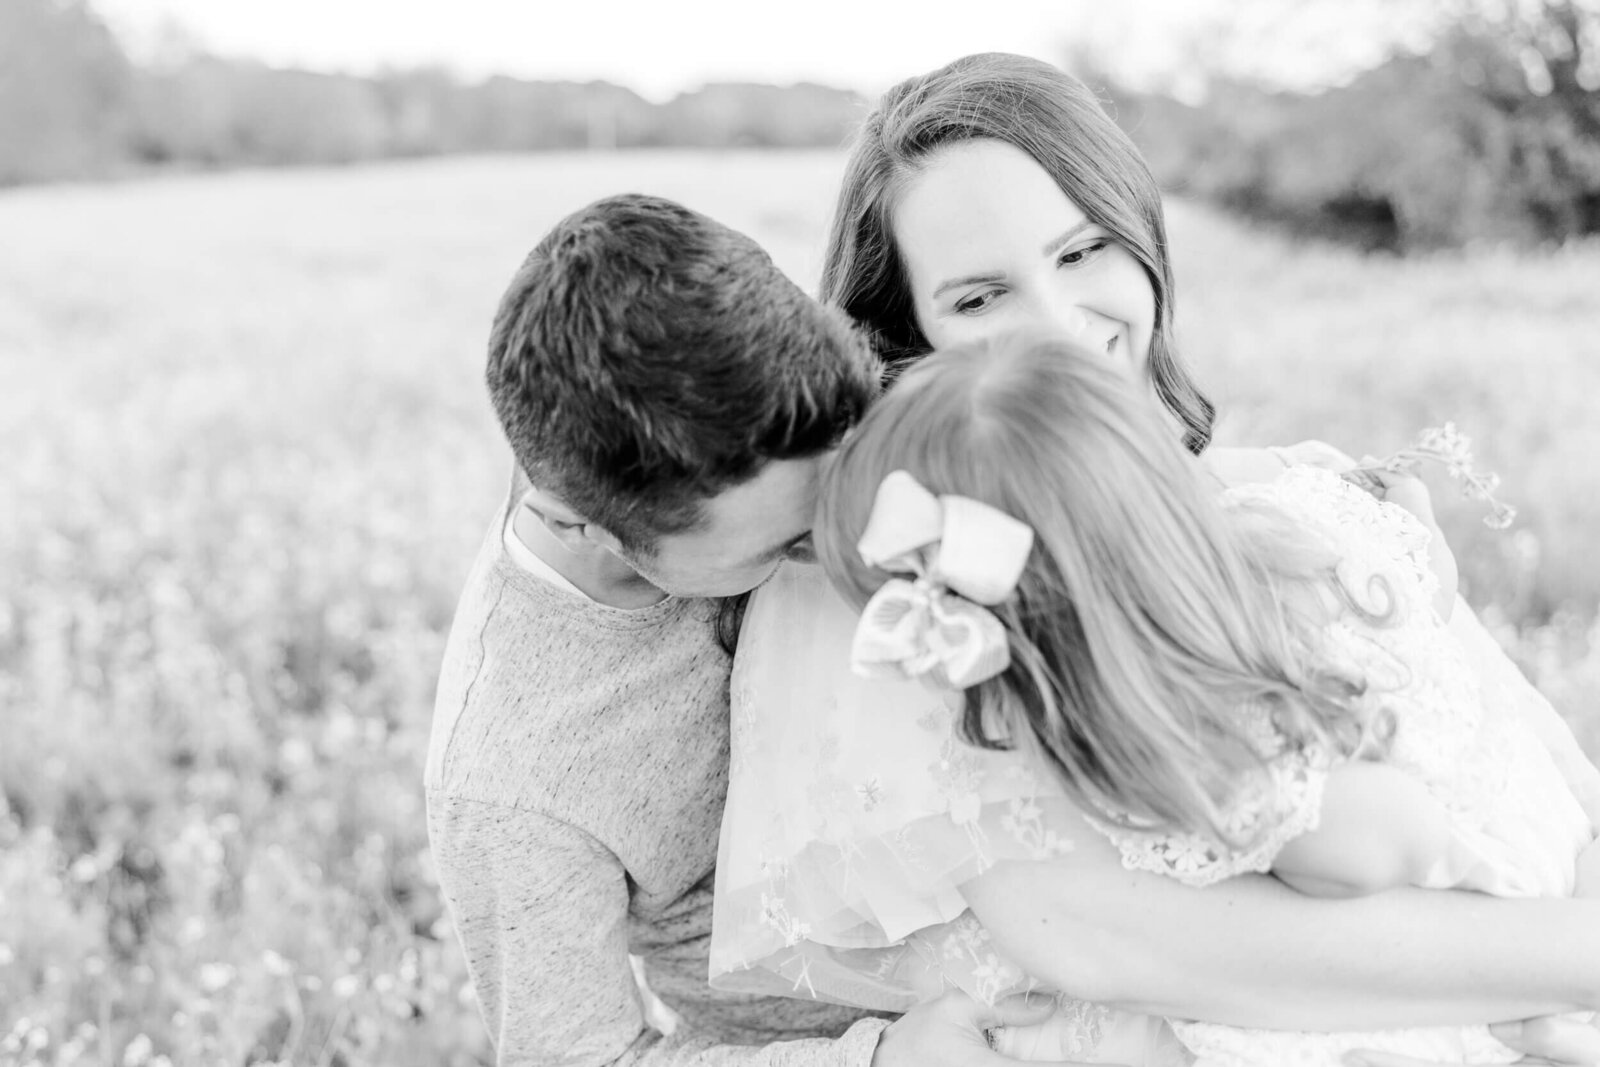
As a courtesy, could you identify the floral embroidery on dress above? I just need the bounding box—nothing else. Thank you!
[1049,997,1116,1060]
[998,766,1075,860]
[933,912,1028,1006]
[930,728,992,862]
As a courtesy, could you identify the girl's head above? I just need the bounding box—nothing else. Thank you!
[818,333,1376,843]
[820,51,1213,453]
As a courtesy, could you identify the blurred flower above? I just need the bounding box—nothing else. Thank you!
[332,974,362,998]
[122,1033,153,1067]
[198,962,235,993]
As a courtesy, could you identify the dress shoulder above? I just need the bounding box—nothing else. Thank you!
[712,564,1087,1006]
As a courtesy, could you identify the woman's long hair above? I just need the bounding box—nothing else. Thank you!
[817,333,1392,845]
[819,51,1215,455]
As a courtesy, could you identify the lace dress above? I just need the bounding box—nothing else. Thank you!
[710,465,1595,1066]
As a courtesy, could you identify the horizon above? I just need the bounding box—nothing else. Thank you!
[92,0,1443,104]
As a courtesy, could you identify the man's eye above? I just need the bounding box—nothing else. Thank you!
[782,537,816,563]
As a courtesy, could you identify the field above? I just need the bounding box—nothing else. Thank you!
[2,150,1598,1066]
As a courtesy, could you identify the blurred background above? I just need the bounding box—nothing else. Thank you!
[2,0,1598,1064]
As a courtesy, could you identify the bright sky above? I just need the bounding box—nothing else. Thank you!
[95,0,1439,102]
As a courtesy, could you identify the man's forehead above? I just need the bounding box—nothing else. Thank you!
[697,458,821,552]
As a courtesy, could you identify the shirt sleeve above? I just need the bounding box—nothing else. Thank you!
[425,792,890,1067]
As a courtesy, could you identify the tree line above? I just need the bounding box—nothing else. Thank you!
[4,0,1597,251]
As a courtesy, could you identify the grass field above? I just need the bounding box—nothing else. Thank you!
[2,150,1598,1066]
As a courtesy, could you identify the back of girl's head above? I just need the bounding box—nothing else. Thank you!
[820,51,1213,453]
[818,332,1378,843]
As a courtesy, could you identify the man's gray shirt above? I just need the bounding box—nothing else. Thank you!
[425,493,885,1065]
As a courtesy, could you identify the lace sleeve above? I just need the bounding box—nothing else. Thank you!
[1092,747,1332,888]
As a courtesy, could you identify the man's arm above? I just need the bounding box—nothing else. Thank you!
[426,792,890,1066]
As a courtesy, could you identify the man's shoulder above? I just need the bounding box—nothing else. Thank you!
[425,533,731,815]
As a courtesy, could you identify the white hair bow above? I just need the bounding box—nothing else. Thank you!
[850,470,1035,689]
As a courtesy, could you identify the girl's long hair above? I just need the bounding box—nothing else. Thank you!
[819,51,1215,455]
[817,333,1393,845]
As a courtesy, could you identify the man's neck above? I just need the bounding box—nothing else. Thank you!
[511,505,668,610]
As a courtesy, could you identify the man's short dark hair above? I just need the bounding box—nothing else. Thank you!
[486,194,878,554]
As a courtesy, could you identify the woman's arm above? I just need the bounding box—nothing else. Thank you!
[960,815,1600,1032]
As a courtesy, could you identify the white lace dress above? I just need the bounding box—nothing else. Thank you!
[709,465,1596,1066]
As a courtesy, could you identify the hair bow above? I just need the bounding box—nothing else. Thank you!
[851,470,1035,689]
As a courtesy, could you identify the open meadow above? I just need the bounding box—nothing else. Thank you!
[3,150,1599,1066]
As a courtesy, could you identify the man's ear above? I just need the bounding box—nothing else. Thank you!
[522,485,621,556]
[579,522,626,556]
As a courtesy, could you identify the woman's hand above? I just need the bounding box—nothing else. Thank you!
[871,989,1125,1067]
[1278,439,1359,472]
[1341,1014,1600,1066]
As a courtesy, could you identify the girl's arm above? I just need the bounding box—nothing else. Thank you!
[959,812,1600,1033]
[1272,760,1457,898]
[1360,469,1458,622]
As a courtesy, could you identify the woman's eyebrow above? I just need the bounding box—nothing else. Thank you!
[1042,220,1093,257]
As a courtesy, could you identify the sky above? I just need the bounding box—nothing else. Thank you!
[94,0,1440,102]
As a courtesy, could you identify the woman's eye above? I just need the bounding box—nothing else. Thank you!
[953,289,1001,315]
[1058,240,1109,267]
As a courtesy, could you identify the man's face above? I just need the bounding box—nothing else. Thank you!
[620,457,824,599]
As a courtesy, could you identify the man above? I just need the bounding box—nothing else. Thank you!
[425,194,1051,1066]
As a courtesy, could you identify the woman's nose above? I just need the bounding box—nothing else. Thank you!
[1020,295,1091,341]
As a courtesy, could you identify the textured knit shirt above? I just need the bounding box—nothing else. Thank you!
[425,487,887,1066]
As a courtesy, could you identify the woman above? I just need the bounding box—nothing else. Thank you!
[710,53,1600,1065]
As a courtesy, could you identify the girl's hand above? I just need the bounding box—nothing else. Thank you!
[1353,463,1438,524]
[1352,462,1458,618]
[1342,1014,1600,1066]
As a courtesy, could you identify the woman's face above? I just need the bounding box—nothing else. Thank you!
[894,138,1156,377]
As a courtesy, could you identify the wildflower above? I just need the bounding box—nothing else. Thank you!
[261,949,293,977]
[332,974,362,998]
[1346,423,1516,529]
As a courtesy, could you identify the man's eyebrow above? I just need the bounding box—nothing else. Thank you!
[1042,220,1094,258]
[742,530,811,566]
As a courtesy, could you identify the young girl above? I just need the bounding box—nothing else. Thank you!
[710,332,1597,1065]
